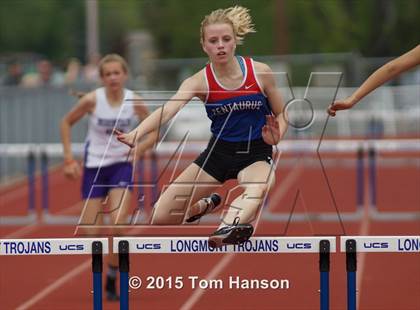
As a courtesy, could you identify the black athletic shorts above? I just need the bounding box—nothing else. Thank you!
[193,136,273,183]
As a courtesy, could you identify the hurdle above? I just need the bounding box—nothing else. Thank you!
[39,145,83,225]
[366,140,420,221]
[2,139,418,226]
[0,238,108,310]
[114,236,336,310]
[0,148,37,226]
[151,140,367,223]
[0,143,84,225]
[341,236,420,310]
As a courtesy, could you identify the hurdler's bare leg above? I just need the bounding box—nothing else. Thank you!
[151,163,221,225]
[209,161,275,248]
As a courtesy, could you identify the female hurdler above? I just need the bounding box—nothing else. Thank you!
[117,6,288,248]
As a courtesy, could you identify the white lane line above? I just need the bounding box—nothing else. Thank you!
[0,168,61,205]
[181,164,302,309]
[14,225,145,309]
[2,223,39,239]
[16,260,91,310]
[180,253,235,310]
[356,181,371,309]
[0,185,31,204]
[267,164,303,212]
[2,202,82,239]
[11,164,302,310]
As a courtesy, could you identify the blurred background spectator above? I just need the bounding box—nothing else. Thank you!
[83,53,100,85]
[64,57,83,86]
[21,59,64,88]
[0,1,418,145]
[2,60,23,86]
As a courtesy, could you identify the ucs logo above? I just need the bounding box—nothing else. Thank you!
[363,242,389,249]
[286,242,312,249]
[136,243,162,250]
[59,244,85,251]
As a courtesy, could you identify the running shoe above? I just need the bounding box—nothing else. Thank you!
[208,217,254,249]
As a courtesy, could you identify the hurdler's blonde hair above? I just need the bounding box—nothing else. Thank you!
[200,6,256,45]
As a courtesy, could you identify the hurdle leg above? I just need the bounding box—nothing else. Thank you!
[151,151,158,206]
[368,147,376,207]
[136,156,145,213]
[319,240,330,310]
[346,239,357,310]
[356,147,364,208]
[92,241,103,310]
[119,240,130,310]
[41,152,49,215]
[28,151,36,214]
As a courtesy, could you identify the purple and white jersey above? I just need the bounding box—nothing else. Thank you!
[84,87,136,168]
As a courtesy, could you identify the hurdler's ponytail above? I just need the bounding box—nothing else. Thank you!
[200,6,256,45]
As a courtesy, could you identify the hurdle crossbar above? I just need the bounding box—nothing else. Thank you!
[114,236,336,310]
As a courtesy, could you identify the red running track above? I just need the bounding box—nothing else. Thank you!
[1,158,419,309]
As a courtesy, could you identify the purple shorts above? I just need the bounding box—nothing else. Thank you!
[82,162,133,199]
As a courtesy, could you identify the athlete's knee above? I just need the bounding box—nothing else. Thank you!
[243,183,270,197]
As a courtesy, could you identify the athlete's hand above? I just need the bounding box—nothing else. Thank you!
[114,129,136,148]
[328,97,356,117]
[262,115,281,145]
[63,160,81,180]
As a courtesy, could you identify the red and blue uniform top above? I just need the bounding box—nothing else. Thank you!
[204,56,272,142]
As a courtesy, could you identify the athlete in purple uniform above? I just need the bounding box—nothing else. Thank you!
[61,54,156,300]
[116,7,288,248]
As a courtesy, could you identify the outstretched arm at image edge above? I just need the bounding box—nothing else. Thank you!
[329,44,420,116]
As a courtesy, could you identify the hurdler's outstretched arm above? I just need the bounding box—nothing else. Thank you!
[328,44,420,116]
[116,76,201,147]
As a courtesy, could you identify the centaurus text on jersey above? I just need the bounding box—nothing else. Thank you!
[209,98,264,117]
[204,56,272,142]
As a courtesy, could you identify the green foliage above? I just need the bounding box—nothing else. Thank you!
[138,0,276,58]
[0,0,418,62]
[0,0,85,62]
[100,0,144,54]
[286,0,419,56]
